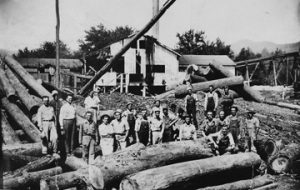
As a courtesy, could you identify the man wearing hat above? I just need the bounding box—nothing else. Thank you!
[184,85,198,127]
[50,90,63,150]
[204,85,219,115]
[135,109,151,146]
[84,91,101,123]
[149,107,165,144]
[111,109,129,150]
[122,102,137,146]
[79,111,99,163]
[245,108,260,152]
[98,114,114,155]
[179,113,197,141]
[161,105,177,142]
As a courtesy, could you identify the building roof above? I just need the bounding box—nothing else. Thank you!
[179,55,236,66]
[17,58,83,69]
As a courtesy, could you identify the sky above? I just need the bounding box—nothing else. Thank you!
[1,0,300,52]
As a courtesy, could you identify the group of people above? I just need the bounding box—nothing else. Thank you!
[36,84,260,164]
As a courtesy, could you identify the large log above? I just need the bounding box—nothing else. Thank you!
[269,143,300,174]
[78,0,177,95]
[196,175,274,190]
[89,139,213,189]
[254,138,282,161]
[65,155,88,171]
[253,183,278,190]
[4,154,60,179]
[4,166,62,189]
[155,90,175,100]
[4,56,52,99]
[2,152,39,172]
[174,76,244,98]
[209,62,265,102]
[6,67,41,114]
[119,153,261,190]
[0,66,17,101]
[263,100,300,112]
[1,111,21,145]
[3,142,42,156]
[1,97,41,142]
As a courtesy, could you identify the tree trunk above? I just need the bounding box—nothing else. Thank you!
[55,0,61,88]
[65,155,88,171]
[78,0,177,95]
[89,139,213,189]
[4,166,62,189]
[2,152,39,173]
[196,175,274,190]
[174,76,244,98]
[269,143,300,174]
[254,138,281,161]
[155,90,175,100]
[1,97,41,142]
[1,111,21,145]
[0,66,17,101]
[263,100,300,112]
[4,154,60,179]
[3,142,42,156]
[209,62,265,102]
[119,153,261,190]
[253,183,278,190]
[6,67,41,114]
[40,169,88,190]
[4,56,52,100]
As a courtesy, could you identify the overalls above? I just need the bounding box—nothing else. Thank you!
[186,95,197,127]
[137,119,150,146]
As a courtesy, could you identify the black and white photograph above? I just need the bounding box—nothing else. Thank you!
[1,0,300,189]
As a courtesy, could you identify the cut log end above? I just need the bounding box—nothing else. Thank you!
[120,178,139,190]
[88,164,104,190]
[270,156,290,174]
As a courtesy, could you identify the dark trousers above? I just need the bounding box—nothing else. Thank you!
[63,119,75,154]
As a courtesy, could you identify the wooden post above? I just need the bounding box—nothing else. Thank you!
[125,74,129,93]
[272,60,277,86]
[74,75,77,95]
[245,62,250,86]
[55,0,60,88]
[78,0,177,95]
[120,74,124,93]
[286,57,289,85]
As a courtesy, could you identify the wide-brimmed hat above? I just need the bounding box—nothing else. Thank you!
[51,90,58,96]
[247,108,256,114]
[114,109,122,114]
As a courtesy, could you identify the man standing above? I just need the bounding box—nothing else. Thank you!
[201,111,218,136]
[179,114,197,141]
[161,105,177,142]
[149,107,164,144]
[111,109,129,150]
[185,86,198,127]
[151,100,163,117]
[208,126,235,155]
[173,108,185,140]
[84,91,100,123]
[225,106,243,148]
[59,95,76,156]
[245,108,260,152]
[135,109,151,146]
[37,96,58,155]
[122,102,136,146]
[204,85,219,114]
[79,111,99,163]
[220,86,234,117]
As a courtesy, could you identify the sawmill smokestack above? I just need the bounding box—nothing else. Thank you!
[152,0,159,40]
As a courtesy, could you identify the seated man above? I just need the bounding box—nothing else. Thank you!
[201,111,218,136]
[179,114,197,141]
[207,126,235,155]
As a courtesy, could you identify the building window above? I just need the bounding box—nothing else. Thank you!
[112,57,125,73]
[146,65,165,73]
[139,40,146,49]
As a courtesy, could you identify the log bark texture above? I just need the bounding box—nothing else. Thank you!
[254,138,280,161]
[209,62,265,102]
[174,76,244,98]
[89,139,213,189]
[0,66,17,101]
[269,143,300,174]
[78,0,177,95]
[4,166,62,189]
[119,153,261,190]
[4,154,60,179]
[253,183,278,190]
[6,67,41,114]
[196,175,274,190]
[1,97,41,142]
[3,142,42,156]
[65,155,88,171]
[2,152,39,172]
[4,56,52,99]
[1,111,21,144]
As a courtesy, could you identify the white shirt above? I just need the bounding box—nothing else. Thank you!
[59,103,76,127]
[84,96,100,109]
[179,123,197,140]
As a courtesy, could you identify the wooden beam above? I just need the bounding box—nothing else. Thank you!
[78,0,177,95]
[272,60,277,86]
[249,62,260,81]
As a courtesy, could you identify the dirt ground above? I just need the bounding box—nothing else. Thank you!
[96,91,300,190]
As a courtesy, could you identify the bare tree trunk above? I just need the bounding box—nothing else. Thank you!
[0,66,17,101]
[3,142,42,156]
[55,0,60,88]
[1,110,21,144]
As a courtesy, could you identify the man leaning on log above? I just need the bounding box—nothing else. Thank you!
[37,96,58,155]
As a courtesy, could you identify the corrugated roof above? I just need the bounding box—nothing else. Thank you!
[17,58,83,69]
[179,55,235,66]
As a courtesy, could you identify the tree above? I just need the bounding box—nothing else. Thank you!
[234,47,261,62]
[175,30,234,58]
[78,24,134,54]
[15,41,75,58]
